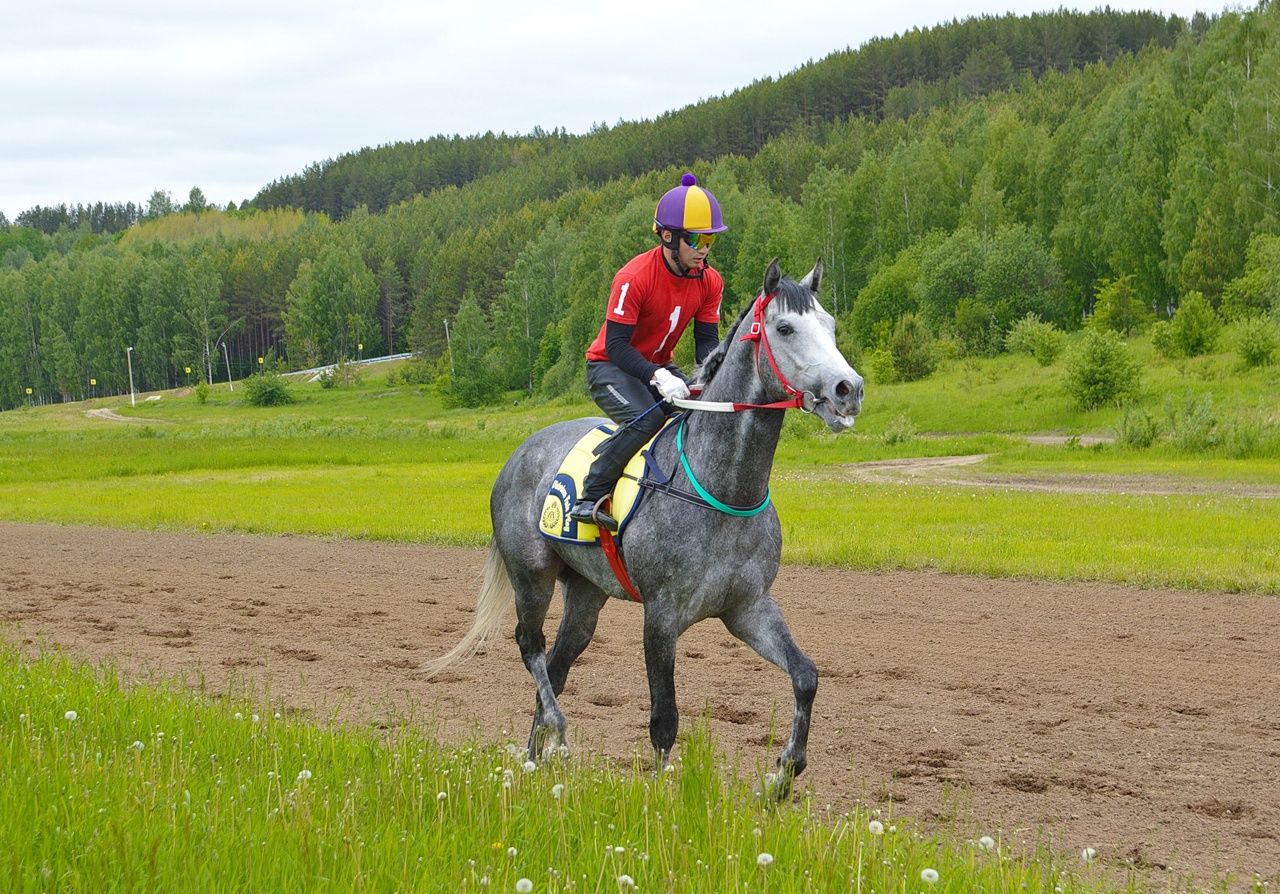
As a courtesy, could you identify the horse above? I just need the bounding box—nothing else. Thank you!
[425,257,863,794]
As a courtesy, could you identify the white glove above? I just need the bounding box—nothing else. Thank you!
[650,367,690,402]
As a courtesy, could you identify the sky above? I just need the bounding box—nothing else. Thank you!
[0,0,1220,221]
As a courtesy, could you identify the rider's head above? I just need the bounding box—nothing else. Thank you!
[654,172,727,275]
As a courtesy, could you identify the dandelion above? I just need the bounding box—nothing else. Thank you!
[757,852,774,867]
[437,791,447,802]
[129,740,144,751]
[614,846,625,855]
[978,835,996,851]
[64,710,78,721]
[508,847,518,858]
[617,875,636,889]
[234,712,243,720]
[522,760,537,773]
[297,769,312,782]
[921,868,939,884]
[516,879,533,893]
[868,820,885,836]
[1080,846,1097,863]
[551,784,565,799]
[251,714,260,723]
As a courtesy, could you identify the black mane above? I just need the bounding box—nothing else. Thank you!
[695,276,815,385]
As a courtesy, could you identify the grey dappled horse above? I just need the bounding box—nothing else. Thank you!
[427,258,863,794]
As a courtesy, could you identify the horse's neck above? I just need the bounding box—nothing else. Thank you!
[683,345,785,507]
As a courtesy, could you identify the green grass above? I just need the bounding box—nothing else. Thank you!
[2,345,1279,593]
[1,644,1139,893]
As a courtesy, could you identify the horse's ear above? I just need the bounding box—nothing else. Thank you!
[800,258,824,293]
[763,257,781,295]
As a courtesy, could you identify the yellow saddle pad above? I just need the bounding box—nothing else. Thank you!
[539,420,669,543]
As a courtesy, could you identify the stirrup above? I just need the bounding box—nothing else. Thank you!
[569,497,618,532]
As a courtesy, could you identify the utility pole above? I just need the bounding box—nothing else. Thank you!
[126,346,136,407]
[443,318,455,376]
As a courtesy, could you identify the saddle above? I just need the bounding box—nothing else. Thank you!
[538,419,678,544]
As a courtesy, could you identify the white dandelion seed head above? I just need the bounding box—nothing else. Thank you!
[617,874,635,889]
[757,852,774,867]
[129,740,144,751]
[437,791,447,801]
[297,769,312,782]
[921,867,939,884]
[515,878,533,893]
[978,835,996,851]
[507,847,518,858]
[868,820,885,836]
[1081,846,1098,863]
[234,712,243,720]
[252,714,260,723]
[551,783,565,799]
[64,710,78,721]
[522,760,537,773]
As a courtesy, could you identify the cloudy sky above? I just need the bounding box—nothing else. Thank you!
[1,0,1218,220]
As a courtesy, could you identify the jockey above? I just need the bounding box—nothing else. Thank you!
[567,172,728,532]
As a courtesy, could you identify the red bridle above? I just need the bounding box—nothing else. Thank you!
[732,291,810,411]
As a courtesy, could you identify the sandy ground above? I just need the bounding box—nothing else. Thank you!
[3,521,1278,889]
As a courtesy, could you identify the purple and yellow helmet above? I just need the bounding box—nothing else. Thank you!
[653,172,728,234]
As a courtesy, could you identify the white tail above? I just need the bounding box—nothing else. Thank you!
[420,541,513,678]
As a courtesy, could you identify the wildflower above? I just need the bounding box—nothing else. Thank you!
[921,868,939,884]
[978,835,996,851]
[757,852,774,867]
[297,769,312,782]
[617,875,636,889]
[614,846,625,855]
[437,791,447,802]
[868,820,884,836]
[129,740,144,751]
[508,847,518,858]
[1080,846,1097,863]
[551,784,565,799]
[234,712,243,720]
[522,760,537,773]
[252,714,260,723]
[516,879,533,893]
[64,710,78,721]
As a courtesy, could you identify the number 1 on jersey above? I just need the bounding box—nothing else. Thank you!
[612,282,631,316]
[654,305,682,355]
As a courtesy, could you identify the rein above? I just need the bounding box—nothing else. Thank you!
[668,291,812,414]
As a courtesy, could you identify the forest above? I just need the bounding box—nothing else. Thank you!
[2,4,1278,412]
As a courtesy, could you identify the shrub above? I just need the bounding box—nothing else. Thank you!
[318,357,363,390]
[1113,404,1159,448]
[1149,319,1178,359]
[1235,316,1279,369]
[194,380,209,405]
[1163,392,1217,452]
[1170,291,1220,357]
[1089,274,1151,336]
[1063,328,1140,409]
[888,313,937,382]
[881,413,918,446]
[864,347,897,384]
[1004,313,1064,366]
[244,371,295,406]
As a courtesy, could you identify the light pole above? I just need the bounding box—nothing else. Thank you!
[443,319,455,376]
[218,340,234,391]
[126,346,136,407]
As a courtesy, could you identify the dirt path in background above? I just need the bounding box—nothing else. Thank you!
[3,522,1277,888]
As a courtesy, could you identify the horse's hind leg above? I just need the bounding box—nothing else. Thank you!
[721,593,817,797]
[527,570,608,759]
[511,567,567,759]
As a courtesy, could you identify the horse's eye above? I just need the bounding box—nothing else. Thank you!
[776,322,794,336]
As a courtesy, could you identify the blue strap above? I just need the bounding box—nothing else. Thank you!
[675,417,771,517]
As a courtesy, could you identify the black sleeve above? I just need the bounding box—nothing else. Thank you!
[694,320,720,365]
[603,319,661,381]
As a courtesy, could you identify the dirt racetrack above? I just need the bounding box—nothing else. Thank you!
[3,521,1277,888]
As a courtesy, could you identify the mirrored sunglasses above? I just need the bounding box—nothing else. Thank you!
[681,232,717,250]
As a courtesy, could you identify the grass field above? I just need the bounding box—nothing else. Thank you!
[2,644,1144,894]
[3,340,1279,592]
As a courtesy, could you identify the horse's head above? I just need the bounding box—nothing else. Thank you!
[752,257,863,432]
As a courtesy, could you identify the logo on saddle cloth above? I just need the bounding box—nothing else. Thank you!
[539,420,671,543]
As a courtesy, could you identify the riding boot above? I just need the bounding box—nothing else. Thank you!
[568,424,655,531]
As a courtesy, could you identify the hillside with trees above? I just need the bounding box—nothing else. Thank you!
[3,4,1279,413]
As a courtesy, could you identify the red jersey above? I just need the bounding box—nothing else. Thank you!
[585,247,723,366]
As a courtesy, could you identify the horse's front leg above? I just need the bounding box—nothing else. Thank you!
[642,605,680,768]
[722,592,817,798]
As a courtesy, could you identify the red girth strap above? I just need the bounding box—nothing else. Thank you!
[598,524,643,603]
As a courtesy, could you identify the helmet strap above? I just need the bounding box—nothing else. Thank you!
[659,229,699,278]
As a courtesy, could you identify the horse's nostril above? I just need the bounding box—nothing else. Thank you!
[836,380,852,398]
